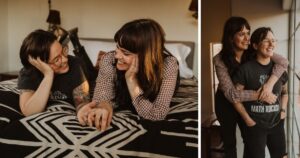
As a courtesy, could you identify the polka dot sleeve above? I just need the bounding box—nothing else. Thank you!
[132,56,179,120]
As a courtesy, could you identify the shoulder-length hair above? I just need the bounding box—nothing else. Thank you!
[114,18,169,101]
[220,16,251,76]
[20,29,57,68]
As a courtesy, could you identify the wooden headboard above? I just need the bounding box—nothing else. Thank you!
[79,38,195,69]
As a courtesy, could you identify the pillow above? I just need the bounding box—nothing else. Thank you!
[68,39,116,66]
[165,43,194,78]
[69,40,194,78]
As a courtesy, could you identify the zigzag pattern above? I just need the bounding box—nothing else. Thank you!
[0,78,198,157]
[18,105,147,157]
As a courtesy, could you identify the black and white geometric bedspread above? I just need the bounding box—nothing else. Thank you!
[0,79,198,158]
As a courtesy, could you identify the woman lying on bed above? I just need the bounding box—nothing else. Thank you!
[77,18,180,131]
[18,29,96,116]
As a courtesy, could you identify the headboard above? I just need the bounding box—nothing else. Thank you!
[69,38,195,78]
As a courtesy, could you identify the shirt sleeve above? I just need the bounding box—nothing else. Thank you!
[213,53,255,103]
[131,56,179,120]
[270,53,288,78]
[92,52,116,107]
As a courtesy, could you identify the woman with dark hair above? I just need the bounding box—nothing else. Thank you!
[232,27,288,158]
[18,29,94,116]
[213,17,288,158]
[77,19,179,131]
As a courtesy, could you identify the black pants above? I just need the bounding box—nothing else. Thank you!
[215,90,246,158]
[242,120,286,158]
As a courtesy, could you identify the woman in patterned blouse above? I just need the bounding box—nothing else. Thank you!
[77,19,179,131]
[213,17,288,158]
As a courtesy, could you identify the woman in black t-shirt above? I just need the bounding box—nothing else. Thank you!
[18,29,97,116]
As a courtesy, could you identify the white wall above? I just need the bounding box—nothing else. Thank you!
[5,0,198,77]
[0,0,8,72]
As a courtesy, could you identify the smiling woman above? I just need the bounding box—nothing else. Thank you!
[17,29,91,117]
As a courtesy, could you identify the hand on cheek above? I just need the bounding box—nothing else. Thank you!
[125,55,139,81]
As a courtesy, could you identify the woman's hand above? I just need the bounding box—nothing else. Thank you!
[244,117,256,127]
[280,109,286,119]
[77,101,97,126]
[125,55,138,81]
[257,85,277,104]
[28,55,53,77]
[87,101,113,131]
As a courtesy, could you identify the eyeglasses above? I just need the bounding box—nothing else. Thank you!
[261,39,277,45]
[48,45,68,67]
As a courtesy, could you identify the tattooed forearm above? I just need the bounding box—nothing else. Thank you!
[281,83,288,95]
[73,81,90,110]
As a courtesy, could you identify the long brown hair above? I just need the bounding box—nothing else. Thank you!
[220,16,251,77]
[114,18,169,102]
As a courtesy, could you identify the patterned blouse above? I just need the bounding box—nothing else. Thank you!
[92,51,179,120]
[213,53,288,103]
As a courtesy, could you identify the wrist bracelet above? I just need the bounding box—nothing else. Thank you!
[281,109,286,113]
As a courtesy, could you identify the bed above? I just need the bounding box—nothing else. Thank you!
[0,38,198,157]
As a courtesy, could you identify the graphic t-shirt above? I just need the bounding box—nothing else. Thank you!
[233,60,288,129]
[18,55,86,105]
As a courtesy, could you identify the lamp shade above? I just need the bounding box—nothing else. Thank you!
[46,10,61,25]
[189,0,198,11]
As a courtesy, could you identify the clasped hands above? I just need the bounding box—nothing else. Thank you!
[257,83,277,104]
[77,101,113,131]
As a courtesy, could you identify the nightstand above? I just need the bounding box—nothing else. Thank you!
[0,71,19,81]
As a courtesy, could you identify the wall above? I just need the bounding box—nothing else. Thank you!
[201,0,231,122]
[5,0,198,77]
[0,0,8,72]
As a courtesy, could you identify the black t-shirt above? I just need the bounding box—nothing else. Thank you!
[18,55,87,105]
[233,60,288,129]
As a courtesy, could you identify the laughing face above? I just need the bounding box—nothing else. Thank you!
[233,26,251,52]
[256,31,276,58]
[114,44,137,71]
[48,41,69,74]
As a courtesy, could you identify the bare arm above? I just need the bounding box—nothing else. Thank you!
[73,80,90,113]
[19,57,54,116]
[280,83,288,119]
[213,54,258,103]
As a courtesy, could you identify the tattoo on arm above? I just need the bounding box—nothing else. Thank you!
[73,81,90,111]
[281,83,288,95]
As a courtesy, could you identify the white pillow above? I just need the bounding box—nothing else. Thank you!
[165,43,194,78]
[82,40,116,65]
[68,40,194,78]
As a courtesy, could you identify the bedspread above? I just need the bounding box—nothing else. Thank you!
[0,78,198,158]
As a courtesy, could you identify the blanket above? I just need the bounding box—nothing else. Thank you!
[0,78,198,158]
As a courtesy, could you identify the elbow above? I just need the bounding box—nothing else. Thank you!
[144,108,169,121]
[282,61,289,71]
[21,108,34,117]
[20,104,39,117]
[224,88,238,104]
